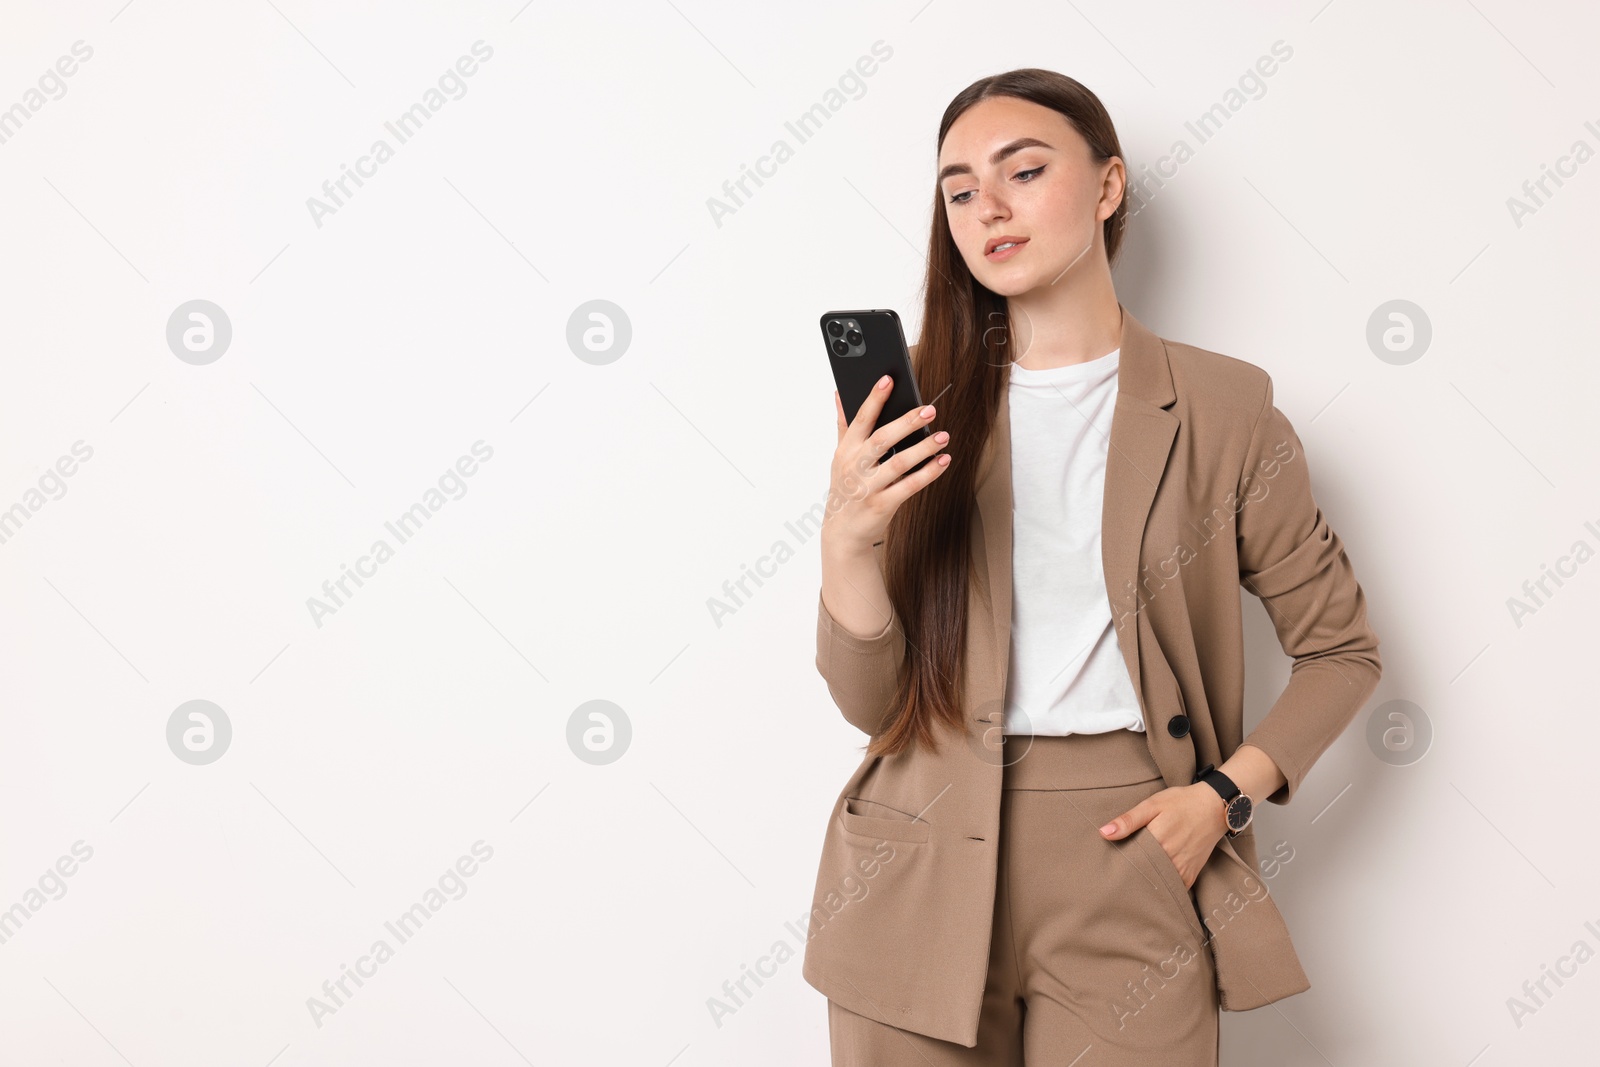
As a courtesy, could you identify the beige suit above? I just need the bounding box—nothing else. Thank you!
[802,304,1382,1049]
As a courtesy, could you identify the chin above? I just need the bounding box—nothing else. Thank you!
[975,270,1042,299]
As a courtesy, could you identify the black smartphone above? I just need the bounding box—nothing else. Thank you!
[820,309,931,470]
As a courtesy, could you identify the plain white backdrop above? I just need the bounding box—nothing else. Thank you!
[2,1,1597,1064]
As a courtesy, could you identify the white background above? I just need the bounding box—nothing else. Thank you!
[2,1,1597,1064]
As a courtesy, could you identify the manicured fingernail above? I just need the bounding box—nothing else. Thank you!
[1100,823,1116,835]
[920,405,935,418]
[877,375,891,389]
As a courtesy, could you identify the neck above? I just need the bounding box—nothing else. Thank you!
[1005,269,1122,371]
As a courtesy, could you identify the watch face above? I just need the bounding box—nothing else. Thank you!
[1226,795,1252,831]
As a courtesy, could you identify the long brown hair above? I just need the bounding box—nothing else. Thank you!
[866,69,1130,759]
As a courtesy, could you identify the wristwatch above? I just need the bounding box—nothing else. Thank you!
[1192,763,1253,838]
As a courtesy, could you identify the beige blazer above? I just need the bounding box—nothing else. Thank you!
[802,303,1382,1047]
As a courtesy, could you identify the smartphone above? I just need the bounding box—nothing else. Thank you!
[820,309,931,470]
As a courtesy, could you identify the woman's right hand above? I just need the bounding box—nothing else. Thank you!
[824,374,952,556]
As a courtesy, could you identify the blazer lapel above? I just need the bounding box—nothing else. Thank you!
[973,303,1179,713]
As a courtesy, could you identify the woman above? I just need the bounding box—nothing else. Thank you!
[802,69,1382,1066]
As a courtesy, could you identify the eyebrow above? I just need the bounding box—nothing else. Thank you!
[938,137,1055,184]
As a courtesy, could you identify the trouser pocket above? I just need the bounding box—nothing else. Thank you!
[1131,824,1207,942]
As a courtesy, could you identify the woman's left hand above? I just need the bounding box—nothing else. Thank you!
[1099,784,1226,889]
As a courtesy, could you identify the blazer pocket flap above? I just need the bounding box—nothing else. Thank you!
[840,797,931,843]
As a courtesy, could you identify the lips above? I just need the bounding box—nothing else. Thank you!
[985,236,1028,258]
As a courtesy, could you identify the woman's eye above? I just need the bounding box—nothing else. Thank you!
[947,166,1045,204]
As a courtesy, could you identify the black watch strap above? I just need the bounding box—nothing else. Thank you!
[1192,763,1238,801]
[1192,763,1247,836]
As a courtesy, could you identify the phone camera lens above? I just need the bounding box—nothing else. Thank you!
[845,329,862,345]
[826,320,844,338]
[830,338,848,356]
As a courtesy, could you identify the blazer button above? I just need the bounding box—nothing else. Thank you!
[1166,714,1190,738]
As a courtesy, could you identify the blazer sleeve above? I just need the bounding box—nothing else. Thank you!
[1235,376,1382,806]
[815,538,908,737]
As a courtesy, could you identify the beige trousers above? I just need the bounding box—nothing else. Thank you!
[828,728,1220,1065]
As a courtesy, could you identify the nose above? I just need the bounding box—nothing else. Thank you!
[976,185,1010,225]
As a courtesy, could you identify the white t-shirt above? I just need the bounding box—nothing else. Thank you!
[1002,347,1145,735]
